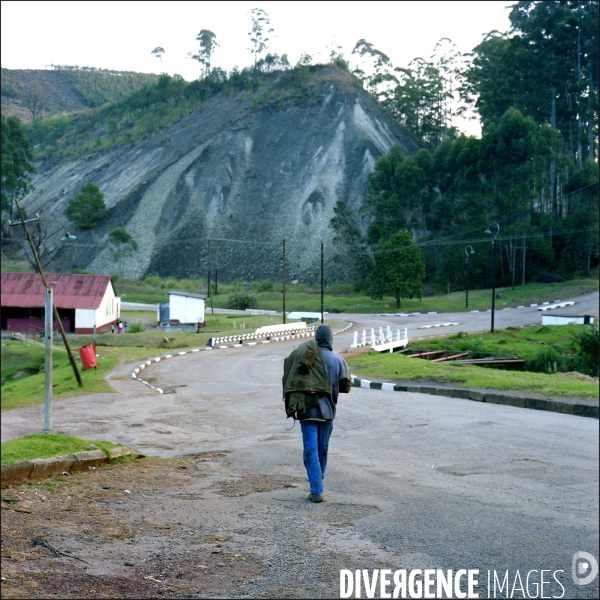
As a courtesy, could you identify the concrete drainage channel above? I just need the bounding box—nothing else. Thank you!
[1,446,146,489]
[351,376,599,419]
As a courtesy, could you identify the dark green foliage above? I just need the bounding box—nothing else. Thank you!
[573,323,599,377]
[64,183,105,228]
[329,200,372,285]
[464,1,598,165]
[367,231,425,308]
[226,290,257,310]
[1,115,36,215]
[109,227,137,248]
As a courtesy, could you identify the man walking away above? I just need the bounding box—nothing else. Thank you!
[284,323,351,503]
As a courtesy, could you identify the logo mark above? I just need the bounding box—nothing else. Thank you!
[572,551,598,586]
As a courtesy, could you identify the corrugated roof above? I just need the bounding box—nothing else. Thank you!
[168,291,207,300]
[1,272,114,309]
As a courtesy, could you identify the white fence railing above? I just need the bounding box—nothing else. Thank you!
[350,326,408,353]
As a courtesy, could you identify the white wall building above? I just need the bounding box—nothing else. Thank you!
[542,314,594,326]
[167,291,206,324]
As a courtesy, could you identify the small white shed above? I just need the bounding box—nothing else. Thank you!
[542,314,594,326]
[166,291,206,324]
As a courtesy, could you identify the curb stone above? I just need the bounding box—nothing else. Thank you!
[1,446,143,489]
[351,376,599,419]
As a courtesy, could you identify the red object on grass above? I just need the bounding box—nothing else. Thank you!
[78,344,97,370]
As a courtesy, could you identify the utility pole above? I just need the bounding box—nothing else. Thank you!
[282,238,286,324]
[207,239,213,315]
[320,240,324,324]
[13,199,83,387]
[44,286,53,432]
[485,224,500,333]
[215,242,219,296]
[464,246,474,309]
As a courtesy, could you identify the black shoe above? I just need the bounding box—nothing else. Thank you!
[308,493,324,503]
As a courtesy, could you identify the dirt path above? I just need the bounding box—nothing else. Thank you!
[1,451,380,599]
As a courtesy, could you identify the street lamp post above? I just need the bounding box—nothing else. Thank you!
[320,240,324,324]
[282,238,286,325]
[485,224,500,333]
[464,245,474,308]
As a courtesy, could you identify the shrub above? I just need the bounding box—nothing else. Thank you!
[257,280,274,292]
[524,346,567,373]
[126,322,146,333]
[144,275,162,286]
[226,291,257,310]
[573,323,599,377]
[529,271,566,283]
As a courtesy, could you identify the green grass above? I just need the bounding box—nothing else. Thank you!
[115,277,598,314]
[407,325,583,361]
[1,433,119,464]
[347,347,598,399]
[1,313,300,412]
[1,339,46,380]
[1,340,118,411]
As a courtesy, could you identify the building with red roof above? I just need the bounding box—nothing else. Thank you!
[1,272,120,334]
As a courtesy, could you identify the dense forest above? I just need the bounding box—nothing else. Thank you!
[333,0,598,299]
[2,1,598,297]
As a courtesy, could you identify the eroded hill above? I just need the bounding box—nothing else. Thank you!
[19,67,419,283]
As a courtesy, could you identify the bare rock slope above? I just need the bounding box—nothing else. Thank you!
[24,69,419,282]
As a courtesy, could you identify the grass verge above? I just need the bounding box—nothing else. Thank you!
[407,325,582,360]
[1,433,120,464]
[1,340,119,411]
[346,351,598,398]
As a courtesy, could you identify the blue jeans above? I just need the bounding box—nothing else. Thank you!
[300,420,333,495]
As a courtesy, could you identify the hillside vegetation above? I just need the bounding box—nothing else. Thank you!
[1,66,159,122]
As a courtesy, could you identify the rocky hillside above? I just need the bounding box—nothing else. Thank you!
[20,67,419,283]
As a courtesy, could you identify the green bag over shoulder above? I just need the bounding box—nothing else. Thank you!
[282,339,331,419]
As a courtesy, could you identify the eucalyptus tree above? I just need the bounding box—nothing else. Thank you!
[189,30,219,78]
[248,8,274,69]
[151,46,165,63]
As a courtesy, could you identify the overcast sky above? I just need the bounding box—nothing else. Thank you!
[1,1,513,134]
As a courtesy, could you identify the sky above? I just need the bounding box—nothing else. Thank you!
[1,0,513,134]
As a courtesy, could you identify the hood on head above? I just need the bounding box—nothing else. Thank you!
[315,323,333,351]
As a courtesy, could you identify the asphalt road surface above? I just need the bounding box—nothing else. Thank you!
[2,292,598,598]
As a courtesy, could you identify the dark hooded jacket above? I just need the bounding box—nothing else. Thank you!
[282,324,351,421]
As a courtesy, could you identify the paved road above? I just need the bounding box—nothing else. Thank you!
[2,292,598,597]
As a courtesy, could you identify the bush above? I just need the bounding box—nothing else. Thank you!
[529,271,566,284]
[257,280,274,292]
[144,275,162,286]
[226,291,257,310]
[524,346,567,373]
[573,324,599,377]
[126,322,146,333]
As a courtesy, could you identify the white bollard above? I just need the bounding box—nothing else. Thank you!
[370,328,376,346]
[396,329,400,341]
[378,327,384,343]
[404,327,408,340]
[386,326,392,342]
[362,330,366,346]
[352,331,358,347]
